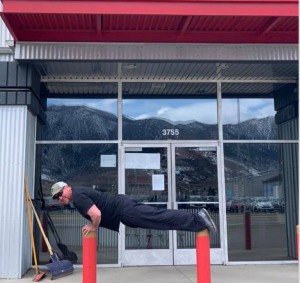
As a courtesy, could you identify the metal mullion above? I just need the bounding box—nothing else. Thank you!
[35,140,119,144]
[218,81,229,265]
[122,140,219,144]
[223,140,299,143]
[118,64,122,141]
[40,78,297,83]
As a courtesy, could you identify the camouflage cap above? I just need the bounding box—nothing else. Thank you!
[51,182,67,198]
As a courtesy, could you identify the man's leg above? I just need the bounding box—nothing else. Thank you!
[120,197,212,232]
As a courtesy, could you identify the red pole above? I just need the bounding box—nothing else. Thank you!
[297,225,299,262]
[196,229,211,283]
[41,212,48,252]
[244,211,252,250]
[83,230,97,283]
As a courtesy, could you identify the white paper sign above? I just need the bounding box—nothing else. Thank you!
[125,153,160,169]
[152,174,165,191]
[101,155,116,167]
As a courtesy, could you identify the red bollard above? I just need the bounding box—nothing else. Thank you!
[244,211,252,250]
[297,225,299,262]
[41,212,49,252]
[196,229,211,283]
[83,230,97,283]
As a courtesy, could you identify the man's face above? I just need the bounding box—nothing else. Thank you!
[54,187,70,204]
[57,189,70,204]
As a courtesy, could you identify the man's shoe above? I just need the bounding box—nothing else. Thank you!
[198,208,217,235]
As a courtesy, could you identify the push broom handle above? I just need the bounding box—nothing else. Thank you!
[24,178,54,256]
[24,176,39,274]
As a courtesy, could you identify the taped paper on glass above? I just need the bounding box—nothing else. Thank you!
[152,174,164,191]
[125,153,160,169]
[101,155,116,167]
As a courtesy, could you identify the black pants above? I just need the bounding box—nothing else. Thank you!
[120,196,207,232]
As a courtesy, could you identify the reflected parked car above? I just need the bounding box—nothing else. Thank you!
[44,197,63,212]
[228,199,246,213]
[206,196,219,212]
[251,198,274,212]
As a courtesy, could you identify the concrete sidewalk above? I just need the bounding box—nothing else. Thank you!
[1,264,299,283]
[0,264,298,283]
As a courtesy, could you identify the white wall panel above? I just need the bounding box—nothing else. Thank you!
[0,106,35,279]
[0,2,13,48]
[21,110,37,276]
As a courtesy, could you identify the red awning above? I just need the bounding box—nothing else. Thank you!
[1,0,298,43]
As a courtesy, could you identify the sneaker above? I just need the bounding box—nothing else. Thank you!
[198,208,217,235]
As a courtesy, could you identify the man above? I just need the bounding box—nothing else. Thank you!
[51,182,217,237]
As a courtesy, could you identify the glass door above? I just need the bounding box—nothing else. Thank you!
[171,144,225,265]
[121,144,173,266]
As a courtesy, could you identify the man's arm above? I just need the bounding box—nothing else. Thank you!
[82,205,101,236]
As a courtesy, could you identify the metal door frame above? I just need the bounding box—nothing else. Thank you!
[171,142,226,265]
[120,143,174,266]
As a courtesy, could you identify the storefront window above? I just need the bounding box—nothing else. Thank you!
[37,144,118,264]
[39,96,118,140]
[222,84,298,140]
[122,83,218,140]
[224,143,298,261]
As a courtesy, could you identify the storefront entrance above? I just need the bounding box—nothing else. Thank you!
[121,143,225,266]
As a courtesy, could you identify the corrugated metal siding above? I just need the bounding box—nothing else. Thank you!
[0,3,13,48]
[15,43,299,61]
[21,110,36,276]
[0,54,14,62]
[280,141,299,259]
[0,106,27,279]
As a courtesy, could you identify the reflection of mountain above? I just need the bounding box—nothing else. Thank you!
[41,106,279,182]
[223,116,276,140]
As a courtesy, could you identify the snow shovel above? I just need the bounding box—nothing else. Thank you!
[24,177,47,282]
[25,180,74,280]
[38,179,78,264]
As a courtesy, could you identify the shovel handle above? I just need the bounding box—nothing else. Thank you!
[24,177,53,256]
[24,176,39,274]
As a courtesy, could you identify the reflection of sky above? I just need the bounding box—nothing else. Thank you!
[222,99,275,124]
[48,98,275,125]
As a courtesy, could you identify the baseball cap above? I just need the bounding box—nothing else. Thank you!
[51,182,67,198]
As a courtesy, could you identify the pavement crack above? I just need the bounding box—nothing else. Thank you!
[174,266,193,283]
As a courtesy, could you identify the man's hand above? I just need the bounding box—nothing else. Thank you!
[82,223,96,237]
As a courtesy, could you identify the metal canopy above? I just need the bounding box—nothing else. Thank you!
[38,61,298,98]
[1,0,298,44]
[45,81,290,99]
[36,61,298,81]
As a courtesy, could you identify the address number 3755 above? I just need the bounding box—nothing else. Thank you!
[162,129,179,135]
